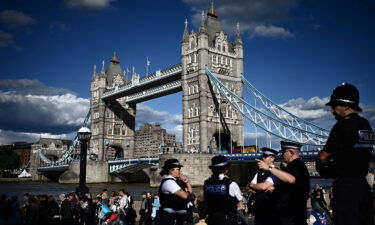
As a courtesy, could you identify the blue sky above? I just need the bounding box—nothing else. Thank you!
[0,0,374,147]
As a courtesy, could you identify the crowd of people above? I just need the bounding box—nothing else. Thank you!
[0,189,164,225]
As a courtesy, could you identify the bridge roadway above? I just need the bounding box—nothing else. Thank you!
[101,64,182,102]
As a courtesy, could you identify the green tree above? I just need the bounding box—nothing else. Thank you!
[0,146,21,171]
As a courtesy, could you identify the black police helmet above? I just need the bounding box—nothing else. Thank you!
[326,83,362,112]
[160,158,183,176]
[209,155,229,169]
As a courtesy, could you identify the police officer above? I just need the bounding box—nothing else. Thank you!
[158,158,193,225]
[317,83,374,225]
[257,141,310,225]
[247,148,279,225]
[204,155,245,225]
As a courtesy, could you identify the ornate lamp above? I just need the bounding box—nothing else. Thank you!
[76,126,91,199]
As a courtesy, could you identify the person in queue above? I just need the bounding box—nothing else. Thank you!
[158,158,193,225]
[256,141,310,225]
[247,147,279,225]
[203,155,246,225]
[316,83,374,225]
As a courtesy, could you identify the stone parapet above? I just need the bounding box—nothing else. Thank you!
[59,161,121,183]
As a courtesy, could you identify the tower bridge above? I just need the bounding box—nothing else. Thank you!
[30,5,373,185]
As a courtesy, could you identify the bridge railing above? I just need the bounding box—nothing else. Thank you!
[102,64,182,99]
[126,80,182,103]
[108,157,159,174]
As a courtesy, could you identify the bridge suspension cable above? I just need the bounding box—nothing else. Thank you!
[205,67,329,146]
[38,110,91,166]
[241,76,330,136]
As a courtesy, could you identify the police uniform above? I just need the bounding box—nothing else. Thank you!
[250,148,278,225]
[204,155,244,225]
[318,83,374,225]
[274,141,310,225]
[158,159,189,225]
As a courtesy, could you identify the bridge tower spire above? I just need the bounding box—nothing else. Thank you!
[181,4,244,153]
[182,19,189,43]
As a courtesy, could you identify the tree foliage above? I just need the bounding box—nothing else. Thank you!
[0,146,21,170]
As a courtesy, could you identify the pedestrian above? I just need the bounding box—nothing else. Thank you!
[118,189,129,224]
[139,192,152,225]
[203,155,246,225]
[125,191,137,225]
[257,141,310,225]
[47,195,61,225]
[247,147,279,225]
[158,158,193,225]
[151,193,160,225]
[60,194,72,225]
[317,83,374,225]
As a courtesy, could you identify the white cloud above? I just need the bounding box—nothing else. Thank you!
[64,0,115,11]
[278,96,332,124]
[0,10,35,27]
[0,129,73,145]
[0,91,89,134]
[184,0,298,39]
[253,25,295,39]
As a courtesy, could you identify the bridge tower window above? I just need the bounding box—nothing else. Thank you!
[107,125,113,135]
[114,127,120,135]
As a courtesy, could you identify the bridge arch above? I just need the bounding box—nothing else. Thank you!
[211,132,237,154]
[44,154,59,161]
[106,144,125,160]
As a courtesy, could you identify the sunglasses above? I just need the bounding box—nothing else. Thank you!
[262,154,274,158]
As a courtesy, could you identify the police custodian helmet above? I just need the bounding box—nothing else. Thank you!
[326,83,362,112]
[209,155,230,169]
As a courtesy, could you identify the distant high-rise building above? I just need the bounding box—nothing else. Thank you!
[134,123,178,158]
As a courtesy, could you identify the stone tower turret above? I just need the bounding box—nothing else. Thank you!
[90,55,136,161]
[181,6,244,153]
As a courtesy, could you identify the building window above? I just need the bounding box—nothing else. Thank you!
[114,127,120,135]
[107,126,113,135]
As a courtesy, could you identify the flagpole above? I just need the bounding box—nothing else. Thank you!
[146,56,149,75]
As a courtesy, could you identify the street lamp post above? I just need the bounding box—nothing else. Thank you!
[76,127,91,199]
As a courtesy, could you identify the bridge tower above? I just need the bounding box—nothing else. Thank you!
[181,6,244,153]
[90,56,136,161]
